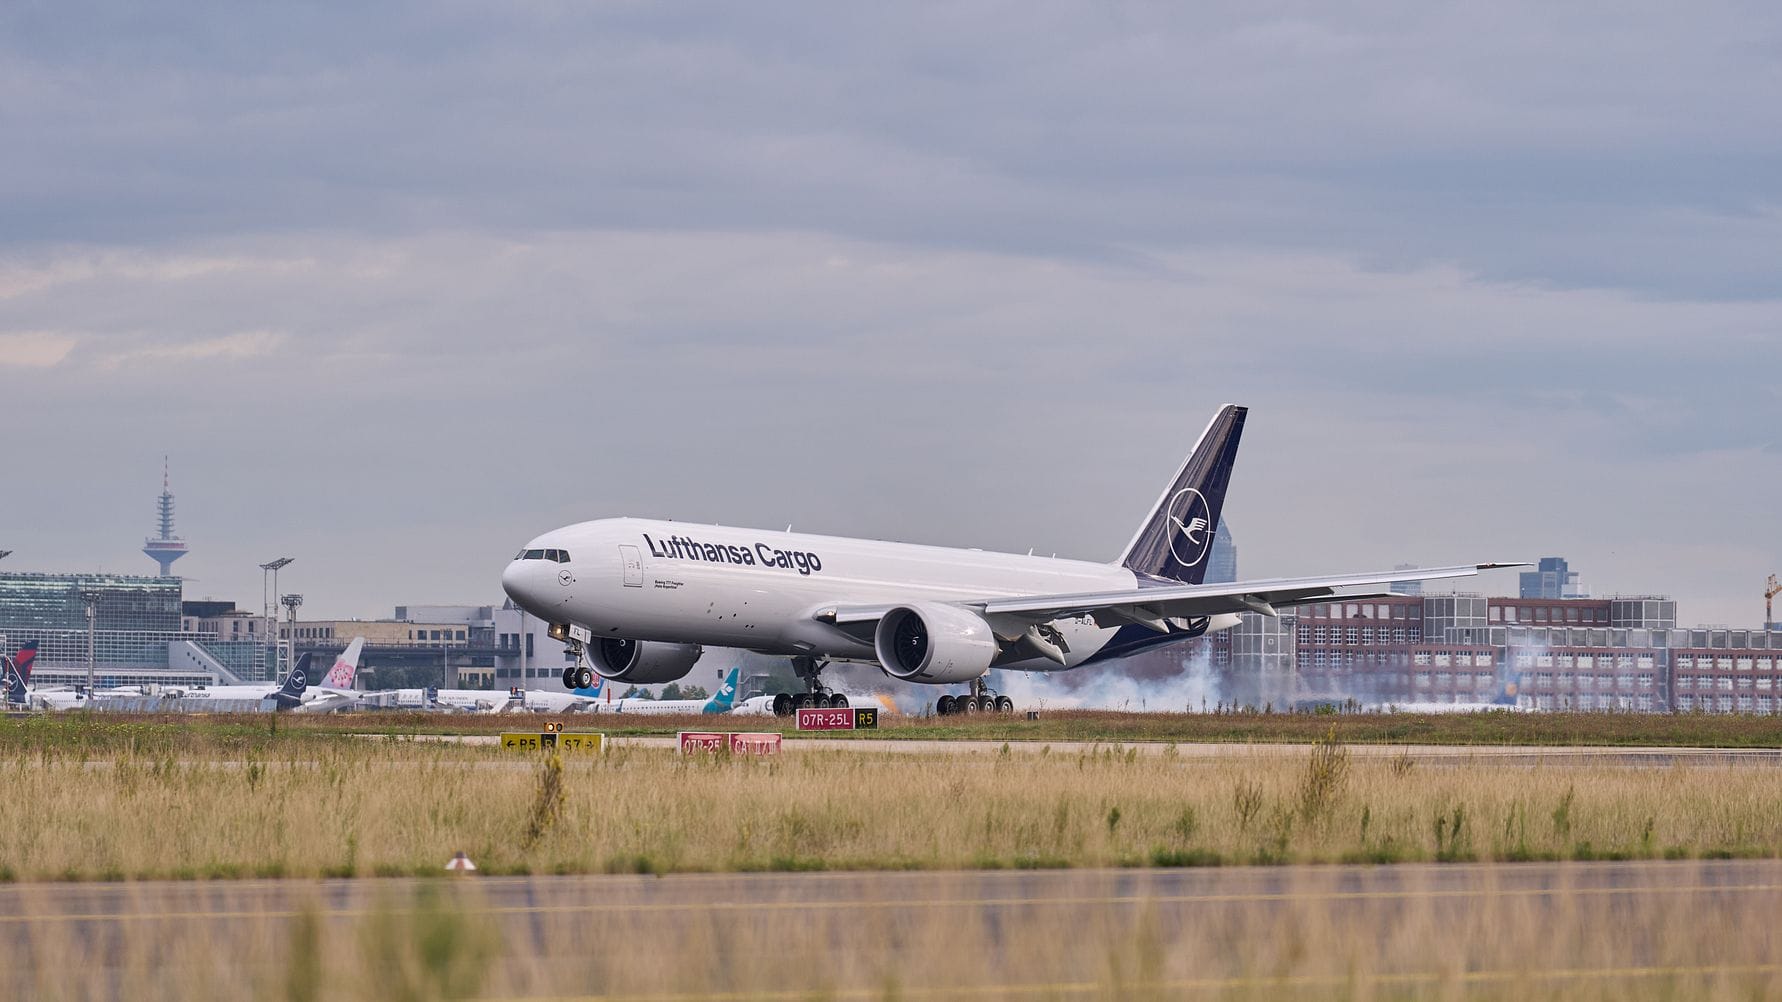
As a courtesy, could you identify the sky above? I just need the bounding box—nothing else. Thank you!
[1,2,1778,626]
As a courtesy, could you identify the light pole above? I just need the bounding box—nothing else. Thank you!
[79,588,99,698]
[280,593,303,684]
[260,557,293,681]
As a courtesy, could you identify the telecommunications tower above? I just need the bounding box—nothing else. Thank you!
[142,457,189,577]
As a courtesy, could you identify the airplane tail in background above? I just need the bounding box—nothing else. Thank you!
[569,672,605,699]
[12,641,37,684]
[702,667,741,714]
[1117,404,1246,585]
[321,638,365,689]
[271,653,313,710]
[1,641,33,704]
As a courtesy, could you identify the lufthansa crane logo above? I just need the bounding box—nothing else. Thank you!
[1165,487,1213,567]
[558,569,575,587]
[289,669,307,690]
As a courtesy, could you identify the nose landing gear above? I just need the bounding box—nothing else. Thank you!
[560,641,594,690]
[936,676,1014,715]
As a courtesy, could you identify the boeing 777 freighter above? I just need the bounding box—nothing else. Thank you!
[502,405,1518,715]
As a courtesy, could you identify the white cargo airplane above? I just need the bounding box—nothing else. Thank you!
[502,405,1519,715]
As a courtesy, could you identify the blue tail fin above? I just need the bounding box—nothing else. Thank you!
[702,667,741,714]
[1118,405,1246,585]
[271,653,313,709]
[3,642,37,704]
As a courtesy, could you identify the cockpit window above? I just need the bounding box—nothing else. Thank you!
[524,548,546,560]
[557,550,571,563]
[516,548,571,562]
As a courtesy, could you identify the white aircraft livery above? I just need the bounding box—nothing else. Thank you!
[502,405,1518,715]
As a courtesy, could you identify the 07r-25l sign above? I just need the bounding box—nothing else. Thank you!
[795,707,878,731]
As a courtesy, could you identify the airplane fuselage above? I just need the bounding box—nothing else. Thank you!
[502,517,1229,672]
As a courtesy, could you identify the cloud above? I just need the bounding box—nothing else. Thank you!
[91,329,284,368]
[0,3,1777,631]
[0,331,76,367]
[2,3,1778,296]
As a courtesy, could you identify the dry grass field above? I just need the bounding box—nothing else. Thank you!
[1,728,1781,879]
[4,864,1780,1001]
[4,718,1782,999]
[10,707,1782,753]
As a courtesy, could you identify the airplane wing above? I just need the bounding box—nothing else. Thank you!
[816,563,1519,635]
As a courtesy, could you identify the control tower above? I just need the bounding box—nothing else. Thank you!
[142,458,188,577]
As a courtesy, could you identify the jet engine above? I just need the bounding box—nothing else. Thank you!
[873,604,999,684]
[586,638,704,684]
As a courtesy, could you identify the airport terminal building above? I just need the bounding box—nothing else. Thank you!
[0,572,259,687]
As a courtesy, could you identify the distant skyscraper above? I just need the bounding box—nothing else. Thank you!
[1206,521,1237,584]
[1520,556,1583,599]
[141,458,189,577]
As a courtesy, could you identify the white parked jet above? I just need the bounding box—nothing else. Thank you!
[31,654,316,712]
[502,405,1518,715]
[585,666,739,715]
[292,638,369,713]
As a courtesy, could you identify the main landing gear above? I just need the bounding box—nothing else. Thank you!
[771,656,850,717]
[936,677,1014,715]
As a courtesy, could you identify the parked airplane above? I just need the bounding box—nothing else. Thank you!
[31,655,313,712]
[588,666,739,715]
[1,641,37,706]
[512,674,610,714]
[379,673,608,715]
[394,687,517,714]
[293,639,369,713]
[732,688,898,717]
[146,653,317,709]
[502,405,1518,716]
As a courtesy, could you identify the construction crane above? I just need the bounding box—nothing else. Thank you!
[1769,575,1781,632]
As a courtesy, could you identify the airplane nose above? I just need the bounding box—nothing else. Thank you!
[501,560,541,612]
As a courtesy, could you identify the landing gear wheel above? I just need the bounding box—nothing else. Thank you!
[561,667,578,690]
[937,695,955,716]
[791,655,838,709]
[829,693,849,709]
[574,666,595,689]
[963,677,1008,715]
[772,693,794,717]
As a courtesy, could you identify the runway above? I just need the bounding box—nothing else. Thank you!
[7,860,1781,999]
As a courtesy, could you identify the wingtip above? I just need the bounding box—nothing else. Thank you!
[1475,562,1533,570]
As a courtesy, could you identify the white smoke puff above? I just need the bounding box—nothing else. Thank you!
[986,644,1222,713]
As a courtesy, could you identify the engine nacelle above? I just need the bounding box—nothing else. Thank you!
[874,604,999,684]
[587,638,704,684]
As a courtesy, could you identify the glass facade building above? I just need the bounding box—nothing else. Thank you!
[0,572,246,682]
[1205,522,1237,585]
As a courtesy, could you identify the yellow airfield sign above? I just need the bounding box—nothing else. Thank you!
[499,731,605,753]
